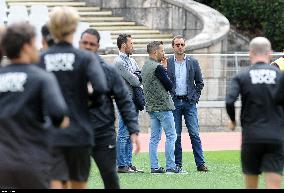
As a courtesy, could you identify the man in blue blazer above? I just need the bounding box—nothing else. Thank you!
[167,35,208,172]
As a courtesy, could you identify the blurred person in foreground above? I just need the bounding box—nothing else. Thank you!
[39,7,108,189]
[0,22,69,189]
[226,37,284,189]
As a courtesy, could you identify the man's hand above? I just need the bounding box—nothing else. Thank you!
[87,82,93,94]
[130,133,141,155]
[60,116,70,129]
[161,56,168,69]
[228,121,236,131]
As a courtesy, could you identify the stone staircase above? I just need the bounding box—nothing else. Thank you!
[5,0,174,49]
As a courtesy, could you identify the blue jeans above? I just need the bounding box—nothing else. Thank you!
[116,113,133,168]
[173,99,205,167]
[149,111,177,170]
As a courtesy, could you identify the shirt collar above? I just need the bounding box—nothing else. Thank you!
[174,54,186,62]
[119,51,129,58]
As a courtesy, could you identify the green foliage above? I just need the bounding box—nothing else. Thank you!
[196,0,284,51]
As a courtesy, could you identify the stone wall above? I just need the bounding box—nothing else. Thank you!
[84,0,230,54]
[86,0,202,41]
[227,29,250,53]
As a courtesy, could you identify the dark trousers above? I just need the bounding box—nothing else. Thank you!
[91,142,120,189]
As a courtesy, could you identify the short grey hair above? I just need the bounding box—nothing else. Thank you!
[147,41,163,54]
[249,37,271,55]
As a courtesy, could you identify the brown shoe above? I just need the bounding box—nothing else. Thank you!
[197,165,209,172]
[117,166,135,173]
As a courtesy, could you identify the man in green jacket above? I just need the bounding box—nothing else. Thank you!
[141,41,183,174]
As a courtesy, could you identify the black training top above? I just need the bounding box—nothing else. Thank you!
[89,56,140,145]
[39,42,107,147]
[226,62,284,144]
[0,63,68,168]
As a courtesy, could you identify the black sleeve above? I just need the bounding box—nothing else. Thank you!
[274,73,284,105]
[42,73,69,127]
[226,104,236,122]
[134,71,142,83]
[155,65,173,92]
[112,68,140,135]
[193,59,204,99]
[225,76,241,122]
[85,53,108,95]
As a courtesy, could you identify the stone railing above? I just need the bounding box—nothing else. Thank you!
[85,0,230,54]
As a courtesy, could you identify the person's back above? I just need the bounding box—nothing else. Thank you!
[38,7,107,189]
[226,37,284,189]
[0,64,67,162]
[229,63,284,143]
[0,22,68,189]
[40,44,105,146]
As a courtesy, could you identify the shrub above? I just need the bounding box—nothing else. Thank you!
[196,0,284,51]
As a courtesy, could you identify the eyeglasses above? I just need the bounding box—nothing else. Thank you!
[80,41,98,47]
[175,43,185,47]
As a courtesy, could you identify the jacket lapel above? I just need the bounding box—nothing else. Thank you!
[186,56,191,82]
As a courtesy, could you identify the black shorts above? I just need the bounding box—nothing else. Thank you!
[51,146,91,182]
[0,165,50,189]
[241,143,284,175]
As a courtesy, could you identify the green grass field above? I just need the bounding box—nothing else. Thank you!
[87,151,284,189]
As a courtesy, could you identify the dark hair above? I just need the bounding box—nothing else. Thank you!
[41,24,55,47]
[81,28,100,43]
[172,35,185,46]
[1,22,36,59]
[147,41,163,54]
[117,34,131,49]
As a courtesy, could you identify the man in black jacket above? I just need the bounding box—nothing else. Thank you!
[79,28,141,189]
[39,7,108,189]
[226,37,284,189]
[0,22,69,189]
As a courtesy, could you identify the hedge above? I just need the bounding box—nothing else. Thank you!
[196,0,284,51]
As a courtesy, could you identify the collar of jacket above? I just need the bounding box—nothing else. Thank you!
[174,54,186,62]
[56,41,72,46]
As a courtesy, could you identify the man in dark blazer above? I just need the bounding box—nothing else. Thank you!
[167,35,208,173]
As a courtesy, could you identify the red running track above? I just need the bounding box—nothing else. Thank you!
[138,132,241,152]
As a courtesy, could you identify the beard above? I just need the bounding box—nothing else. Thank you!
[126,48,134,56]
[175,50,184,55]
